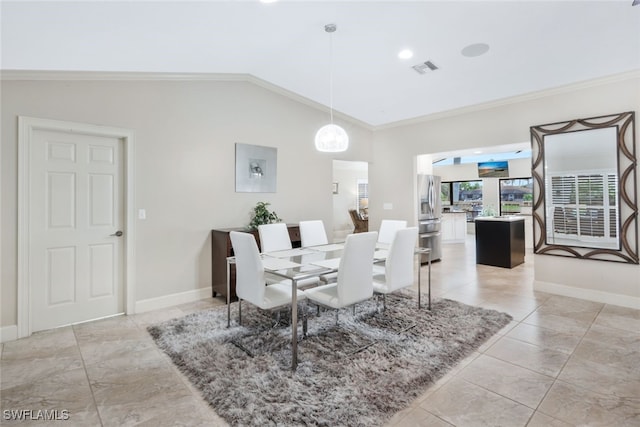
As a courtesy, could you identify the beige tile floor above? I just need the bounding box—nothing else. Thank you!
[1,236,639,426]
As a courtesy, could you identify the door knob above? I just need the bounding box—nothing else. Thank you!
[110,231,123,237]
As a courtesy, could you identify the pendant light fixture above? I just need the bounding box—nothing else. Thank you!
[315,23,349,153]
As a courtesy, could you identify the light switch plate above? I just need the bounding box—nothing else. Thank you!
[383,203,393,210]
[138,209,146,220]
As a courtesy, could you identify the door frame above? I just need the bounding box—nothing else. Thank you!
[17,116,136,338]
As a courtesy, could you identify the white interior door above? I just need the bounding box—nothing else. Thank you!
[29,129,124,332]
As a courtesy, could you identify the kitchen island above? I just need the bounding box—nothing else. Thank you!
[475,216,525,268]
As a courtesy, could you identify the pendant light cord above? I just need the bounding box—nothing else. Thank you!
[329,29,334,124]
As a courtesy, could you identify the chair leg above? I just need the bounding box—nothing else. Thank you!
[383,294,387,311]
[273,310,282,328]
[302,302,308,338]
[352,305,356,315]
[238,299,242,326]
[335,310,339,325]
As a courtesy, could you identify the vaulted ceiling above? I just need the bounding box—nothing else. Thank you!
[2,1,639,127]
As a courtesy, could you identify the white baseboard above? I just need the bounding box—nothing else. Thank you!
[1,288,212,342]
[534,280,640,309]
[1,324,18,343]
[135,287,211,314]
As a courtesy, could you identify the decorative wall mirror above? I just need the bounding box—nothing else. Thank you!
[530,112,638,264]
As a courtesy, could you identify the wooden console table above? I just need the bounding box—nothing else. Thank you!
[210,224,301,300]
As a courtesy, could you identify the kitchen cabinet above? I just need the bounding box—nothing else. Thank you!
[442,212,467,243]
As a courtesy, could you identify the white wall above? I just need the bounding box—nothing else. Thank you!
[369,73,640,308]
[0,78,374,329]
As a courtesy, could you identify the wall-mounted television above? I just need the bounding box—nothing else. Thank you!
[478,161,509,178]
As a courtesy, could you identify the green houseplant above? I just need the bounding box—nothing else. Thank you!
[248,202,282,230]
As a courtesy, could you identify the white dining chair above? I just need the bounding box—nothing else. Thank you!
[229,231,306,326]
[299,220,337,283]
[258,223,319,289]
[378,219,408,245]
[299,220,329,247]
[372,227,418,311]
[258,223,292,253]
[304,231,378,324]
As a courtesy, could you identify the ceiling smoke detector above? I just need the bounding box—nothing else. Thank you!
[412,60,439,74]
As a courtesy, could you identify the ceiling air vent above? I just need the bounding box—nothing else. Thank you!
[412,60,439,75]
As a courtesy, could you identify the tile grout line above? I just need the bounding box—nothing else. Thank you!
[468,312,561,413]
[466,302,566,426]
[71,325,105,427]
[523,302,606,426]
[455,317,563,427]
[413,325,516,424]
[134,308,222,420]
[457,376,539,413]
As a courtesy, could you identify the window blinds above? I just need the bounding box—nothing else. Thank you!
[357,181,368,216]
[547,173,618,240]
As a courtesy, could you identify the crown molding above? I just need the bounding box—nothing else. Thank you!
[375,69,640,131]
[244,75,374,130]
[3,69,637,132]
[0,70,250,81]
[0,70,375,131]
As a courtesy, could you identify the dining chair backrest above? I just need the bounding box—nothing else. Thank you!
[385,227,418,292]
[299,220,329,247]
[258,223,292,253]
[229,231,266,305]
[337,231,378,306]
[378,219,408,245]
[349,209,368,233]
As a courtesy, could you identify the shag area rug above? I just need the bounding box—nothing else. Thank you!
[148,293,512,427]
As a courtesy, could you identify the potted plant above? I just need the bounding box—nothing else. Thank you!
[248,202,282,230]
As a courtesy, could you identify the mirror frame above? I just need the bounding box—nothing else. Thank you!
[530,111,638,264]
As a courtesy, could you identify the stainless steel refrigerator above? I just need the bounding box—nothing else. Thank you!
[417,174,442,262]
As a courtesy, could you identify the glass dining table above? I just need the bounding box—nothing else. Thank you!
[226,243,432,370]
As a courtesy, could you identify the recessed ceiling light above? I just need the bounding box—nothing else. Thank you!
[260,0,278,3]
[474,151,483,154]
[398,49,414,60]
[461,43,490,58]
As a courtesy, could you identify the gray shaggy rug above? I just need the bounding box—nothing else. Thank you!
[148,294,512,427]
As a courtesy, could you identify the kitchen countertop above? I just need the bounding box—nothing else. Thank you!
[475,216,525,222]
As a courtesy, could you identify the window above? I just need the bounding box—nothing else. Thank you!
[440,182,451,206]
[499,178,533,215]
[357,179,368,218]
[441,180,483,221]
[546,172,618,248]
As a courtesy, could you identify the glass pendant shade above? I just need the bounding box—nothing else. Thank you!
[314,123,349,152]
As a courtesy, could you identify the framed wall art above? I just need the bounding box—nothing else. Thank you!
[235,143,277,193]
